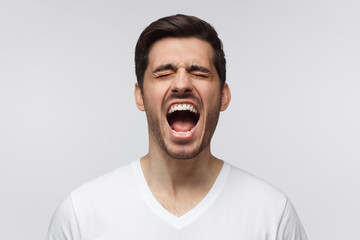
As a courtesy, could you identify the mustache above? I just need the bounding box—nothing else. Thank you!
[167,93,196,100]
[163,93,202,109]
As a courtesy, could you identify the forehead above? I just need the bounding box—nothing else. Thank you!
[147,37,214,69]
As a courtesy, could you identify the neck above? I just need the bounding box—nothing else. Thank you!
[140,133,223,217]
[140,146,223,197]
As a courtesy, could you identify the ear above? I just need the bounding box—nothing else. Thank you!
[134,83,145,111]
[220,83,231,111]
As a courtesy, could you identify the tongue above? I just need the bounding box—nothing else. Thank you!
[171,117,195,132]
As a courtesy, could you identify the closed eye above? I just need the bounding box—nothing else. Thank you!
[153,64,176,79]
[188,65,211,79]
[191,72,210,79]
[155,72,174,79]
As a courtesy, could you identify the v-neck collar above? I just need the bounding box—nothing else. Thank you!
[132,159,230,229]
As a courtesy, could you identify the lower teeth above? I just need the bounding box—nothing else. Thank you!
[172,128,193,135]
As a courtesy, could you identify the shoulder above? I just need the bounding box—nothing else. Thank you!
[71,160,134,199]
[227,163,286,197]
[221,162,308,239]
[47,161,138,239]
[223,162,288,210]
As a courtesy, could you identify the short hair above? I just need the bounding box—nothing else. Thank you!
[135,14,226,91]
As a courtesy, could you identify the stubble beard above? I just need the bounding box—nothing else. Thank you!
[144,96,221,160]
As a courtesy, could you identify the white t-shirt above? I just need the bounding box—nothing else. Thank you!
[47,160,307,240]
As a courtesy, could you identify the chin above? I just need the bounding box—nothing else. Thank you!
[164,143,206,160]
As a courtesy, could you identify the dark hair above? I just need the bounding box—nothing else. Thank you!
[135,14,226,91]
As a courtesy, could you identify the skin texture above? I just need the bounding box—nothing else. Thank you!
[135,37,231,216]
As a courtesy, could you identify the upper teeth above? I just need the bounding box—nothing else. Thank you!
[168,104,198,114]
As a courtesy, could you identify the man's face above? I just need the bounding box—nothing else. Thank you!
[135,37,230,159]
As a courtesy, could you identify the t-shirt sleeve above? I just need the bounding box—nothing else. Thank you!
[276,198,308,240]
[46,195,81,240]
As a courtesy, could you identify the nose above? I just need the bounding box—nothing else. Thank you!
[170,69,193,94]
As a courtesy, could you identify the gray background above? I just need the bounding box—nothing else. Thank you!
[1,0,359,239]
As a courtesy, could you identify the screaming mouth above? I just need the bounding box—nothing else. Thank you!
[166,103,200,135]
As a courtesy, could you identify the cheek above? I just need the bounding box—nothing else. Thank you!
[197,84,222,108]
[143,85,169,112]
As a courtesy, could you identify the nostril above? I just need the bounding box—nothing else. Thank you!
[184,88,192,93]
[171,88,179,94]
[171,88,192,94]
[171,80,193,93]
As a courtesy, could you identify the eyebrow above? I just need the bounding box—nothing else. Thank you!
[188,65,210,73]
[153,63,211,74]
[153,64,176,73]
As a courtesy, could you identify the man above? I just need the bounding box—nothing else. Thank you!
[47,14,307,240]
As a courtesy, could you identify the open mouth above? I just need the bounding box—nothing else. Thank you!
[166,104,200,135]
